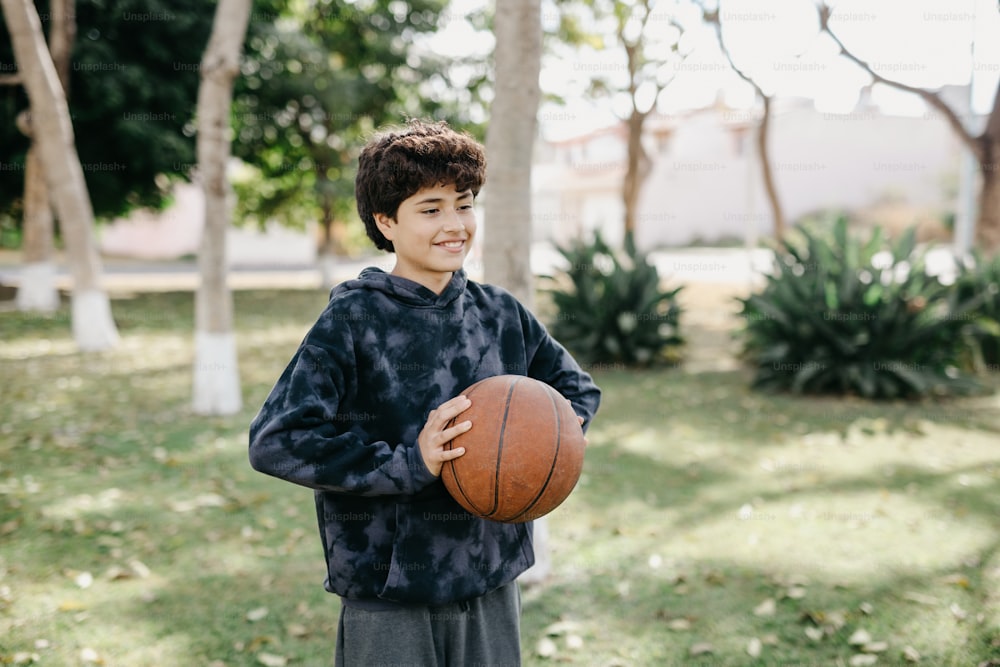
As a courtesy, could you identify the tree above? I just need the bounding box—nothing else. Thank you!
[819,3,1000,252]
[191,0,252,416]
[232,0,472,285]
[1,0,118,350]
[482,0,549,584]
[483,0,543,308]
[700,0,785,240]
[14,0,73,312]
[0,1,217,220]
[556,0,690,238]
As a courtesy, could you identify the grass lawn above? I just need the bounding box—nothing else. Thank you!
[1,288,998,666]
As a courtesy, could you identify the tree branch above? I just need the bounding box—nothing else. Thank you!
[818,3,983,161]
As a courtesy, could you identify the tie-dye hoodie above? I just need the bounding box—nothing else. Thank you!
[248,267,601,605]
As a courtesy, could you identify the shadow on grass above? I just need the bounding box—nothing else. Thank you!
[522,532,1000,667]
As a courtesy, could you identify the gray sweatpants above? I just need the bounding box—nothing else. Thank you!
[334,581,521,667]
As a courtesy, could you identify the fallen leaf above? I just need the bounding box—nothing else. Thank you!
[949,603,968,621]
[785,586,807,600]
[747,637,762,658]
[58,600,87,612]
[753,598,776,617]
[689,642,714,656]
[12,653,40,665]
[79,647,103,664]
[168,493,226,513]
[848,629,873,646]
[667,618,692,631]
[849,655,878,666]
[863,641,889,653]
[804,627,824,641]
[565,634,584,650]
[704,570,726,585]
[286,623,308,638]
[942,573,970,589]
[128,559,151,578]
[256,653,288,667]
[74,571,94,589]
[543,620,581,637]
[859,601,875,615]
[246,607,269,622]
[535,637,557,658]
[901,646,921,663]
[902,591,938,606]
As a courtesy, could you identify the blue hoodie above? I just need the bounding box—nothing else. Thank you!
[248,268,601,605]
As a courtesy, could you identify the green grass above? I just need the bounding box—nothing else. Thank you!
[1,290,999,666]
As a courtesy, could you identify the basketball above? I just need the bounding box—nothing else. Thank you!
[441,375,586,523]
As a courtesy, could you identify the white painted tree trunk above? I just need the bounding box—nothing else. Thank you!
[191,0,251,415]
[483,0,551,585]
[1,0,118,350]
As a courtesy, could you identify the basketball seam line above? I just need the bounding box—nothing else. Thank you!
[509,385,562,522]
[487,379,518,517]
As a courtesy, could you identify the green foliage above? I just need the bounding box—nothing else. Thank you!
[738,218,985,399]
[545,232,683,367]
[0,0,216,219]
[232,0,488,237]
[954,250,1000,369]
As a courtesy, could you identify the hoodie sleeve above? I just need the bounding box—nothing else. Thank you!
[518,302,602,431]
[248,330,437,496]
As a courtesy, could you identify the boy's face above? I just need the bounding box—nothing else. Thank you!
[375,183,477,294]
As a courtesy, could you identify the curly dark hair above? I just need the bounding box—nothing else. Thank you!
[355,119,487,252]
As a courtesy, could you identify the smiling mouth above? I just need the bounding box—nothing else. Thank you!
[435,240,466,249]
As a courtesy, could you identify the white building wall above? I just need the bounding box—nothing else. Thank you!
[538,93,969,250]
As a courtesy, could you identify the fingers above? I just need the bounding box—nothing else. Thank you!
[419,395,473,476]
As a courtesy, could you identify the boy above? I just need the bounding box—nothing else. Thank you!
[249,120,601,666]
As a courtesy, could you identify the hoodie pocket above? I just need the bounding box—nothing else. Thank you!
[380,495,534,604]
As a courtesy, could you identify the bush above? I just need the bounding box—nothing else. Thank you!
[954,250,1000,369]
[544,231,683,367]
[737,218,985,399]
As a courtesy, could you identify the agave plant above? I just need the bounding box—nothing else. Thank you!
[544,231,683,367]
[738,217,985,398]
[953,250,1000,370]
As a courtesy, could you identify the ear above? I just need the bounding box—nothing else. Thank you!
[374,213,396,241]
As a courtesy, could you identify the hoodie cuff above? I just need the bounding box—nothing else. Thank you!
[407,442,438,491]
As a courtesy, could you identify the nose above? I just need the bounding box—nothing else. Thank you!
[442,209,466,232]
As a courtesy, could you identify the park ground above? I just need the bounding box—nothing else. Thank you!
[0,276,998,666]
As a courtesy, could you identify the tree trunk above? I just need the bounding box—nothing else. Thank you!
[977,82,1000,252]
[2,0,118,350]
[757,95,785,241]
[623,110,651,238]
[483,0,542,309]
[192,0,251,415]
[317,176,340,288]
[484,0,547,584]
[17,142,58,311]
[16,0,73,312]
[978,139,1000,251]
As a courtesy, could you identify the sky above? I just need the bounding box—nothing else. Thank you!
[428,0,1000,141]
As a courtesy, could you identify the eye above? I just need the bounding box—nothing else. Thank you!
[422,208,439,215]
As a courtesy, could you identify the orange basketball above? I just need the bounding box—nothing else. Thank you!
[441,375,586,523]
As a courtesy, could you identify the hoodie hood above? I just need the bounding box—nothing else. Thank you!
[331,267,468,309]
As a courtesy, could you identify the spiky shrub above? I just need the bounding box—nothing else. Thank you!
[954,250,1000,369]
[738,218,984,399]
[544,232,683,367]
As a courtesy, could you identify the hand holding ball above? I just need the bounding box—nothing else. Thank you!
[440,375,586,523]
